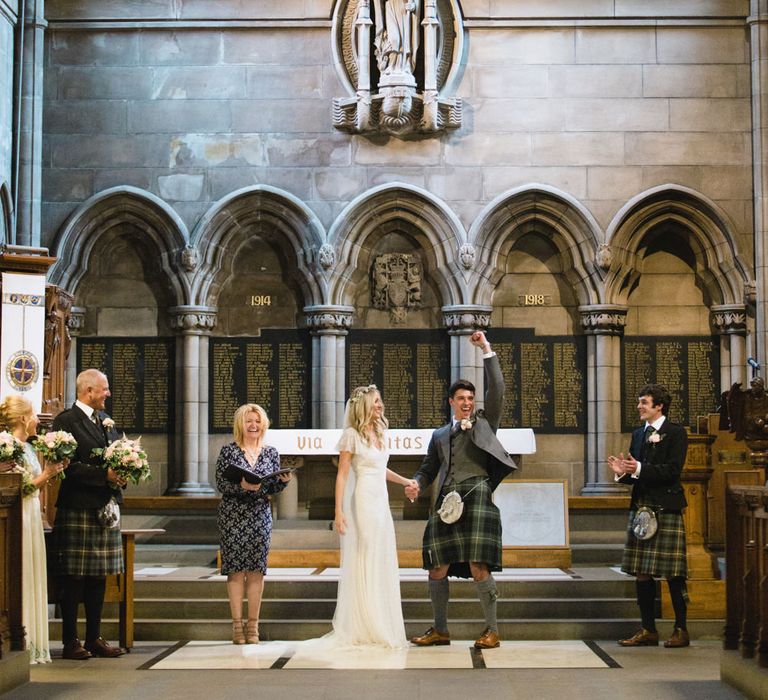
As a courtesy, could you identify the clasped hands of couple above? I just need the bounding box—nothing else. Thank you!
[607,453,639,477]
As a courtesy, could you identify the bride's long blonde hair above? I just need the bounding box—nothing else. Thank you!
[343,385,388,446]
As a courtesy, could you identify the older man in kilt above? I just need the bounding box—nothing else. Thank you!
[405,331,517,649]
[51,369,127,660]
[608,383,690,649]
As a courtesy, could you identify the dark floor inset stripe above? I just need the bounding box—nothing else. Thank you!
[563,568,582,579]
[139,640,189,670]
[584,640,622,668]
[270,654,294,669]
[470,646,486,669]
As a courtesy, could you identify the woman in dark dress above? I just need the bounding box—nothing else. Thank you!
[215,403,291,645]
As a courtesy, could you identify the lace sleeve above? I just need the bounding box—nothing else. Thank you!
[335,427,358,455]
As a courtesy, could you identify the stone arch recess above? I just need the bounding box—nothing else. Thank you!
[469,185,603,307]
[48,186,190,306]
[190,185,326,309]
[327,182,466,308]
[604,185,751,306]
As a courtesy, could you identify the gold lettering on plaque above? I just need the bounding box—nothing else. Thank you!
[518,294,551,306]
[248,295,272,306]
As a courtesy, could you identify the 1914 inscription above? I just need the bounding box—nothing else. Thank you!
[77,337,174,433]
[621,336,719,430]
[209,330,310,432]
[347,330,449,428]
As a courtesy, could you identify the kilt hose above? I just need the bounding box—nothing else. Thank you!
[422,476,502,578]
[51,507,124,577]
[621,503,687,580]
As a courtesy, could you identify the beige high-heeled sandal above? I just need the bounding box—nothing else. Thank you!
[232,619,245,645]
[245,619,259,644]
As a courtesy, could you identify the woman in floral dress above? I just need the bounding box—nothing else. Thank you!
[215,403,291,644]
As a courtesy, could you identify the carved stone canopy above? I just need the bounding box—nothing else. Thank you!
[332,0,464,138]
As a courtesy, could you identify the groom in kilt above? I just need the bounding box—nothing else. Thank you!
[405,331,517,649]
[51,368,127,659]
[608,383,690,648]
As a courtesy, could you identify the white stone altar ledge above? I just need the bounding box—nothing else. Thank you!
[265,429,536,456]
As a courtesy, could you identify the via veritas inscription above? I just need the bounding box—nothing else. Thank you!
[209,330,310,432]
[346,329,449,428]
[77,337,174,433]
[621,336,719,430]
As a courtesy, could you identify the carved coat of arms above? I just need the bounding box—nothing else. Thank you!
[371,253,422,323]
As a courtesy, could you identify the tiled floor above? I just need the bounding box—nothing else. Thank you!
[145,639,612,671]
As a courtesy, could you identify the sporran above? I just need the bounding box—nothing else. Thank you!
[96,499,121,529]
[631,506,658,541]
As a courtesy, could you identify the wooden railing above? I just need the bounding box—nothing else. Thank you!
[724,484,768,667]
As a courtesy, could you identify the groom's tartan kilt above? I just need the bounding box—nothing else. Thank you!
[422,476,502,578]
[620,500,687,579]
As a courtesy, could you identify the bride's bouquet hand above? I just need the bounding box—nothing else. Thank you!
[334,512,347,536]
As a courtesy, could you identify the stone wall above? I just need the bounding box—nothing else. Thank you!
[40,0,755,498]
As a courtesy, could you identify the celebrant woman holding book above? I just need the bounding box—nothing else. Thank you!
[0,395,69,664]
[215,403,292,644]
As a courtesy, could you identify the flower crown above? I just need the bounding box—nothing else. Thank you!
[349,384,378,404]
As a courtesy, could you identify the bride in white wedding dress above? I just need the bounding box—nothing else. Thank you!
[325,384,417,648]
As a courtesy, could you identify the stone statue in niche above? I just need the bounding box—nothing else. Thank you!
[371,253,422,324]
[333,0,463,137]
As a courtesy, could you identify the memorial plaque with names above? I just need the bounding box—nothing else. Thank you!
[346,329,449,428]
[209,330,311,432]
[621,336,719,431]
[493,329,587,434]
[77,337,175,433]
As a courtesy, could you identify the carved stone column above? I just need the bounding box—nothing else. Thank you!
[64,306,85,407]
[276,456,302,520]
[169,306,217,495]
[712,304,748,390]
[14,1,46,246]
[442,305,491,407]
[305,305,354,428]
[580,304,628,495]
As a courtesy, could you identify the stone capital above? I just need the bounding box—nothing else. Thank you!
[169,305,218,334]
[579,304,628,336]
[67,306,86,337]
[441,305,492,333]
[711,304,747,335]
[304,305,354,334]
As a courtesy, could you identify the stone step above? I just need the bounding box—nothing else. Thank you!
[48,618,725,643]
[102,597,641,620]
[130,578,637,599]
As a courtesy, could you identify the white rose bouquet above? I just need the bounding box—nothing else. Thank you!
[32,430,77,480]
[92,435,151,485]
[0,430,25,465]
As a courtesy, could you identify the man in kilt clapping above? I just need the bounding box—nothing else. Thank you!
[405,331,517,649]
[51,369,127,660]
[608,383,690,648]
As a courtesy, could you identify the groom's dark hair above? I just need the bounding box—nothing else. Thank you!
[448,378,475,398]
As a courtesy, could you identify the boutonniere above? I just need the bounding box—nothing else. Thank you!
[460,418,473,431]
[102,417,115,429]
[647,432,663,444]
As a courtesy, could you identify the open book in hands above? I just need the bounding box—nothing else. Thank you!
[222,464,298,485]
